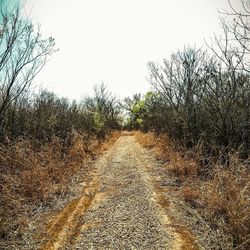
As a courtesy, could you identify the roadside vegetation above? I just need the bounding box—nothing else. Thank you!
[0,0,249,249]
[0,3,121,245]
[124,1,250,249]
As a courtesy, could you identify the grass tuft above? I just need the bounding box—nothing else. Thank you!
[135,131,250,250]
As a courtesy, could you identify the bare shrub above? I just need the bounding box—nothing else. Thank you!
[136,131,250,249]
[0,130,120,241]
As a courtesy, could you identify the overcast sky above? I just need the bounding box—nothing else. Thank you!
[22,0,241,100]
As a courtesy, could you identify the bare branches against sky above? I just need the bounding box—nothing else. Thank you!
[21,0,242,99]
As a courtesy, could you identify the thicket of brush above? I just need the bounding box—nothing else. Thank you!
[0,3,121,242]
[135,132,249,250]
[124,47,249,158]
[125,2,250,249]
[124,1,250,158]
[0,130,121,241]
[0,87,121,241]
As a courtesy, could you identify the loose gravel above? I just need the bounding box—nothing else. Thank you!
[73,135,176,249]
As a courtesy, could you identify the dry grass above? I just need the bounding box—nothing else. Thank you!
[135,131,198,179]
[135,131,250,250]
[202,160,250,249]
[0,131,120,242]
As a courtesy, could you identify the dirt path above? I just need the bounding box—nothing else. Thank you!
[41,134,198,250]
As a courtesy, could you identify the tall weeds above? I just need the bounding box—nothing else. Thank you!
[135,131,250,249]
[0,131,120,241]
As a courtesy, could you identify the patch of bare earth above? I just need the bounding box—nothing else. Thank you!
[39,133,199,249]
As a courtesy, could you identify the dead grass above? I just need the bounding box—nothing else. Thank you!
[0,131,120,244]
[135,131,250,250]
[182,187,200,207]
[135,131,198,179]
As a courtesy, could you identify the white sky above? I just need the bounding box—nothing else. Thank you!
[23,0,241,100]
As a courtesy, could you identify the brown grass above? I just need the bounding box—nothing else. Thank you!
[42,176,100,250]
[182,187,200,207]
[0,131,120,242]
[135,131,198,179]
[135,131,250,250]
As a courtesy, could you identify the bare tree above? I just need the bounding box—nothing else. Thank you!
[217,0,250,72]
[205,0,250,147]
[93,83,120,130]
[0,4,56,134]
[147,47,207,143]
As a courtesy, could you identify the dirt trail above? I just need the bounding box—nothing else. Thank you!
[41,134,198,249]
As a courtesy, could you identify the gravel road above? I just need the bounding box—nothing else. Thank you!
[71,134,179,249]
